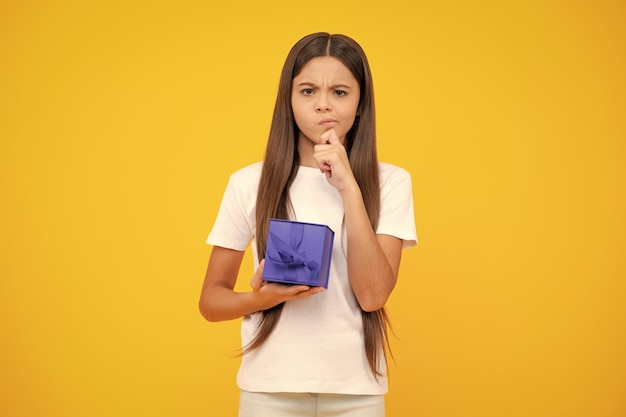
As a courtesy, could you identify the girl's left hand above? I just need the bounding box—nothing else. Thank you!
[313,128,358,193]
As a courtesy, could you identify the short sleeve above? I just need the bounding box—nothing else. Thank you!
[206,168,258,251]
[376,164,418,249]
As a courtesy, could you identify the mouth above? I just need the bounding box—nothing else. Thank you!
[319,118,338,127]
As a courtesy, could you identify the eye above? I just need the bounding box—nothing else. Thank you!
[301,88,314,95]
[334,90,347,96]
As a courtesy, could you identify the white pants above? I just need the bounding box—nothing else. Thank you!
[238,391,385,417]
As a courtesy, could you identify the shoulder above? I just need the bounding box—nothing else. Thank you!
[228,161,263,187]
[377,162,412,184]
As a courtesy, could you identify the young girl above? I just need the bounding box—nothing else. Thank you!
[199,32,417,417]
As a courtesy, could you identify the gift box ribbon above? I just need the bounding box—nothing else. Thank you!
[267,222,319,283]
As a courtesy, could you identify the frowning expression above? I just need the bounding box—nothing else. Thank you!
[291,56,360,146]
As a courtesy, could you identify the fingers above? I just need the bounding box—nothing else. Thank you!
[270,283,324,297]
[320,128,340,145]
[314,129,346,174]
[287,285,325,298]
[251,259,325,304]
[259,282,325,304]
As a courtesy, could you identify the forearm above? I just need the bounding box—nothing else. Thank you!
[199,286,266,322]
[198,247,324,322]
[198,247,265,322]
[341,186,398,312]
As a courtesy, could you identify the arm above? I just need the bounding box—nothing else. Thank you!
[198,246,324,322]
[314,129,403,312]
[342,188,403,311]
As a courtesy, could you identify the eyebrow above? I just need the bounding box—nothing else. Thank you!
[295,81,353,89]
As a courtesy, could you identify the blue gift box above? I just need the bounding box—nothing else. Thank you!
[262,218,334,288]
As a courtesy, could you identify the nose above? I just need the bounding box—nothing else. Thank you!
[315,95,331,113]
[316,103,331,113]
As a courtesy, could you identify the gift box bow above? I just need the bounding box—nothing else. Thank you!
[267,222,319,282]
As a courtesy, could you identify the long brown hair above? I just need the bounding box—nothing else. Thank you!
[248,32,391,379]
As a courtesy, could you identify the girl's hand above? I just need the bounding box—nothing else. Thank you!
[250,259,324,310]
[313,128,359,193]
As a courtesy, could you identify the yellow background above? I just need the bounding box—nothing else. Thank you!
[1,0,624,416]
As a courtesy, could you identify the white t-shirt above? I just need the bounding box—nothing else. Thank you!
[207,161,417,395]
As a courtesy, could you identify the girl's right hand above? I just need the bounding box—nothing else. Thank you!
[250,259,325,309]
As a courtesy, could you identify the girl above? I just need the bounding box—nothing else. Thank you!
[199,32,417,417]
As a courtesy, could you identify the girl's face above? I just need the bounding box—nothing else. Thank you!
[291,56,360,148]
